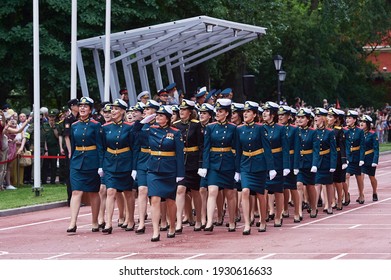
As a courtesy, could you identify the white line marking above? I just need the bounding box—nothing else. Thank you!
[44,253,70,259]
[331,253,348,260]
[257,253,276,259]
[349,224,361,229]
[115,253,138,259]
[184,254,205,260]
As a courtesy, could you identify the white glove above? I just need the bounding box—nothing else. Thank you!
[176,177,184,183]
[197,168,207,178]
[329,168,336,173]
[346,160,349,165]
[283,169,290,176]
[234,172,241,182]
[269,170,277,180]
[293,169,299,175]
[131,170,137,180]
[342,163,348,170]
[310,166,317,173]
[140,113,156,124]
[372,163,378,167]
[359,160,364,166]
[98,168,104,177]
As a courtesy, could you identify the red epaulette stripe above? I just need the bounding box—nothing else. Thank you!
[170,126,179,131]
[72,120,80,125]
[102,122,112,126]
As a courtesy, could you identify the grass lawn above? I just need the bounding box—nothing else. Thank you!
[0,184,67,210]
[380,142,391,153]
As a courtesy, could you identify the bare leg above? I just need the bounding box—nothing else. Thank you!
[369,175,378,196]
[307,184,317,217]
[224,188,237,229]
[68,190,83,229]
[191,189,202,228]
[241,188,251,231]
[150,196,161,239]
[356,174,364,202]
[98,184,107,225]
[206,185,219,228]
[89,192,100,229]
[199,187,207,226]
[123,190,136,228]
[274,192,284,225]
[256,193,267,231]
[175,185,186,230]
[105,188,117,229]
[166,198,177,236]
[116,192,125,226]
[137,186,148,230]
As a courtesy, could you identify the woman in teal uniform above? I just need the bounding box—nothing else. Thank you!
[147,105,185,241]
[101,99,135,234]
[296,108,320,219]
[278,105,301,223]
[235,101,275,234]
[314,108,337,214]
[344,110,365,204]
[262,101,290,227]
[67,97,104,233]
[359,115,379,201]
[198,98,237,232]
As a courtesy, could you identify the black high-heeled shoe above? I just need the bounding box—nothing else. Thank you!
[242,228,251,235]
[175,227,183,234]
[274,219,283,227]
[200,224,206,230]
[118,219,124,227]
[293,217,301,223]
[102,227,113,234]
[159,225,169,231]
[258,224,267,232]
[98,222,106,229]
[204,225,214,232]
[327,209,333,215]
[121,224,128,229]
[125,224,135,231]
[282,212,290,218]
[194,226,202,231]
[188,221,196,227]
[343,193,350,206]
[151,234,160,242]
[92,227,99,232]
[167,232,176,238]
[136,226,145,234]
[310,209,318,218]
[66,225,77,233]
[256,221,261,227]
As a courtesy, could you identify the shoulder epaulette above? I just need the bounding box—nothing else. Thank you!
[290,124,297,128]
[191,119,200,123]
[173,120,181,125]
[370,130,376,134]
[237,124,245,128]
[343,126,349,130]
[326,128,332,131]
[90,119,99,124]
[123,121,134,126]
[102,122,112,126]
[255,122,263,126]
[150,125,160,128]
[309,127,315,130]
[57,120,64,124]
[72,120,81,126]
[334,126,341,130]
[208,121,217,126]
[170,126,179,131]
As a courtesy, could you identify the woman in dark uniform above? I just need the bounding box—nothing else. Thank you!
[344,110,365,204]
[327,108,347,210]
[262,101,290,227]
[133,99,160,234]
[296,108,320,219]
[314,108,337,214]
[147,105,185,241]
[101,99,136,234]
[278,105,301,222]
[198,103,214,228]
[235,101,275,234]
[173,99,204,232]
[67,97,104,233]
[359,115,379,201]
[198,98,237,232]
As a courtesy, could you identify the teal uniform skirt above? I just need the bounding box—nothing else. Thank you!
[315,170,333,185]
[147,171,176,200]
[105,171,133,191]
[346,162,361,176]
[362,165,376,176]
[241,171,267,194]
[284,171,297,190]
[298,168,316,185]
[70,169,100,192]
[207,169,235,189]
[266,170,284,193]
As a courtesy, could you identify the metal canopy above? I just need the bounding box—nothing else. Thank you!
[77,15,267,104]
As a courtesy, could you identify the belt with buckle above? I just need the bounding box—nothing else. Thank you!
[319,149,330,156]
[300,149,313,155]
[364,149,374,155]
[242,148,264,157]
[210,147,232,152]
[150,151,176,156]
[141,148,151,153]
[107,147,130,154]
[75,145,97,151]
[183,146,199,152]
[350,146,360,152]
[271,147,282,153]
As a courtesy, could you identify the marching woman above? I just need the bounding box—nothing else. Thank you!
[67,97,104,233]
[173,99,204,232]
[277,105,301,222]
[101,99,136,234]
[314,108,337,214]
[327,108,347,210]
[198,99,237,232]
[133,99,160,234]
[147,105,185,241]
[262,101,290,227]
[359,115,379,201]
[235,101,275,234]
[344,110,365,204]
[296,108,320,219]
[198,103,215,228]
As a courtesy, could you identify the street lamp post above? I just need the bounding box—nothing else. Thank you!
[273,55,286,104]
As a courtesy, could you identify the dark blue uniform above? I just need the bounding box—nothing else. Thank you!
[284,124,301,189]
[202,121,236,189]
[263,122,289,193]
[70,118,103,192]
[297,127,320,185]
[344,126,365,175]
[147,125,185,200]
[362,130,379,176]
[315,127,337,185]
[332,126,347,183]
[235,122,274,194]
[132,121,153,187]
[102,120,134,191]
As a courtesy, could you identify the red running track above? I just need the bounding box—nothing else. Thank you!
[1,153,391,260]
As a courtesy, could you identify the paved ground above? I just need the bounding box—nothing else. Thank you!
[1,153,391,279]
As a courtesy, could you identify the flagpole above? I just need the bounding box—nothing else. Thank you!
[71,0,77,99]
[104,0,111,101]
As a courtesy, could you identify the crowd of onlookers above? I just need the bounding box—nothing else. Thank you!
[0,92,390,191]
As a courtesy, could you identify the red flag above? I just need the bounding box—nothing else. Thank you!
[336,98,340,109]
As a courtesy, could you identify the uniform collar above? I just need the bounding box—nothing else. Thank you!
[317,125,325,130]
[181,118,190,124]
[266,121,275,126]
[113,120,123,125]
[245,121,255,126]
[218,120,227,125]
[160,124,169,129]
[80,117,90,123]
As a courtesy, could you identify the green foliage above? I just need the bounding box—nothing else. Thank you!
[0,0,390,111]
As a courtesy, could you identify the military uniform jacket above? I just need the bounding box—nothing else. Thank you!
[317,127,337,170]
[70,118,103,170]
[333,126,347,166]
[285,124,301,170]
[173,119,203,171]
[102,120,134,172]
[263,123,290,171]
[344,126,365,163]
[147,125,185,177]
[64,113,78,137]
[202,121,236,171]
[298,127,320,169]
[235,122,274,172]
[132,121,153,172]
[42,122,60,153]
[363,130,379,166]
